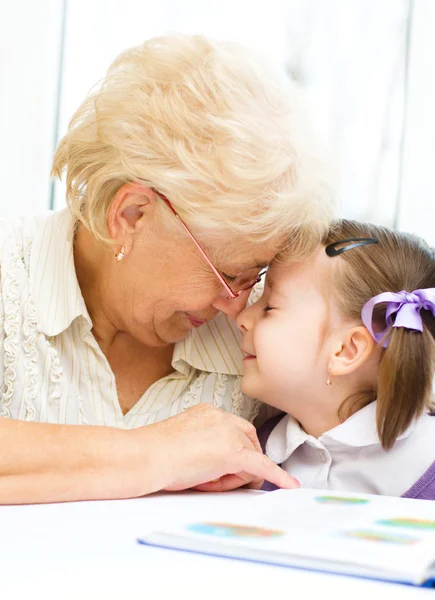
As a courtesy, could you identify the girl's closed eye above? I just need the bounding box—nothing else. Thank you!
[263,305,273,313]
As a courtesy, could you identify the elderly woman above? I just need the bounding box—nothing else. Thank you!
[0,35,334,503]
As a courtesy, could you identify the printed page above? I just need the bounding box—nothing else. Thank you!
[141,489,435,583]
[249,489,435,577]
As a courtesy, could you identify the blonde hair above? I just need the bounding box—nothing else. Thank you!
[52,34,336,255]
[326,220,435,449]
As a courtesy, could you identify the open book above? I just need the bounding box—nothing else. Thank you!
[138,488,435,588]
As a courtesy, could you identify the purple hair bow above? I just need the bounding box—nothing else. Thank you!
[361,289,435,348]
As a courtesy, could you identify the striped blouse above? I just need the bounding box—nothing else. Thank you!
[0,209,263,428]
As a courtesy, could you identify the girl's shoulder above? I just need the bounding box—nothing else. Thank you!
[257,413,286,453]
[396,412,435,500]
[402,415,435,500]
[411,411,435,442]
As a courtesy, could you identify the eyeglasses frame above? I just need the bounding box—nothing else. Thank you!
[152,188,266,300]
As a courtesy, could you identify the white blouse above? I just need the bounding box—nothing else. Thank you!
[0,209,262,428]
[266,402,435,496]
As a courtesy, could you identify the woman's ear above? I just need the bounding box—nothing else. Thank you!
[329,326,376,377]
[107,183,156,254]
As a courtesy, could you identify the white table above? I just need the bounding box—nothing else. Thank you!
[0,491,432,600]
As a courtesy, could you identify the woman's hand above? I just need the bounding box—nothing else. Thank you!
[0,404,297,504]
[147,404,299,493]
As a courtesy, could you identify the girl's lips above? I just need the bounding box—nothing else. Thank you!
[242,350,256,360]
[186,314,206,328]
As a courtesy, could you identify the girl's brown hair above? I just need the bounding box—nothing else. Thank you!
[325,220,435,449]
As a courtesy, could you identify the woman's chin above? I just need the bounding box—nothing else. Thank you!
[153,316,197,345]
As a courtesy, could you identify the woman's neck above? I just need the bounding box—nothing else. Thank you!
[73,224,121,347]
[73,224,175,385]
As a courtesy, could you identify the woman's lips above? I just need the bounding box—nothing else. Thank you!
[186,314,206,328]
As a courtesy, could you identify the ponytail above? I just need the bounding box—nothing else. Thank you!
[376,313,435,450]
[325,220,435,450]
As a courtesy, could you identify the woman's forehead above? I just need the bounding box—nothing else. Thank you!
[211,241,278,273]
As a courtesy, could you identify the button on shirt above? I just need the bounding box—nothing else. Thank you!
[266,402,435,496]
[0,209,264,428]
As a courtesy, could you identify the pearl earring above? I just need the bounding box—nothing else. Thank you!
[326,367,333,386]
[115,245,125,262]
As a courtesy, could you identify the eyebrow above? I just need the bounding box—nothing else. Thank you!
[266,272,287,298]
[265,269,276,286]
[223,261,269,275]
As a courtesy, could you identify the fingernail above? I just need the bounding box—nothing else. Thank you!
[293,478,301,488]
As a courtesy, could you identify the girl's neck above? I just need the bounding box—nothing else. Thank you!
[286,375,374,439]
[296,408,342,439]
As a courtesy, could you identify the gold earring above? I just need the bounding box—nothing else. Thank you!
[115,245,125,263]
[326,367,333,386]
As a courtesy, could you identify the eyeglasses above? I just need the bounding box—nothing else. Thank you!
[152,188,267,299]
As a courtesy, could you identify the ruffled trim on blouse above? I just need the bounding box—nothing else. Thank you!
[213,373,228,409]
[231,378,245,415]
[1,245,20,417]
[182,371,207,410]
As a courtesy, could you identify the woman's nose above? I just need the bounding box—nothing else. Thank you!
[211,292,248,321]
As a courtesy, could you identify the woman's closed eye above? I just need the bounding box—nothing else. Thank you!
[222,273,238,283]
[263,305,273,313]
[227,269,265,283]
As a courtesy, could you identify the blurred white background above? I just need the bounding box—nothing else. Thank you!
[1,0,434,242]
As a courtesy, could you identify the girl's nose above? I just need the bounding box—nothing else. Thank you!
[236,302,254,332]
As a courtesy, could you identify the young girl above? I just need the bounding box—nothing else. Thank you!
[237,220,435,499]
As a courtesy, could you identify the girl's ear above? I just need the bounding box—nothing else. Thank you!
[329,326,376,377]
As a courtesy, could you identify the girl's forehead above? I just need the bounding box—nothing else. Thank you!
[268,247,335,289]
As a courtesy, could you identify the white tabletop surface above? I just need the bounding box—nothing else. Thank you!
[0,490,432,600]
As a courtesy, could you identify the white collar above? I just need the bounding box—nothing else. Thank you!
[266,401,418,464]
[172,312,243,376]
[30,208,92,337]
